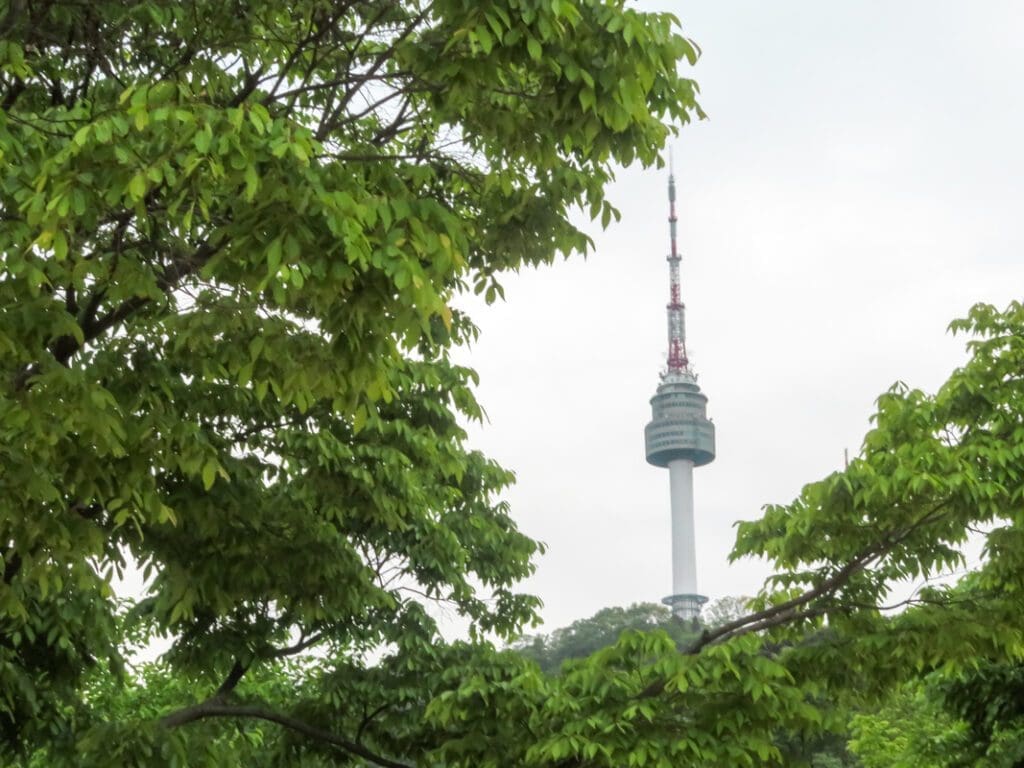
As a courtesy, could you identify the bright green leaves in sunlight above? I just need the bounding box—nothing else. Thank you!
[0,0,701,765]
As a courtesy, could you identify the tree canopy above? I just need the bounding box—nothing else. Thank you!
[1,0,701,764]
[6,1,1024,766]
[849,660,1024,767]
[512,602,700,673]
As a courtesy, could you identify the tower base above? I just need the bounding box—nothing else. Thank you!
[662,593,708,621]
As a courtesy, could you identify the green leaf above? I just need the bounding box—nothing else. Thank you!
[201,459,217,490]
[128,172,147,201]
[527,36,542,61]
[194,124,213,153]
[53,230,68,260]
[266,237,283,276]
[243,164,259,201]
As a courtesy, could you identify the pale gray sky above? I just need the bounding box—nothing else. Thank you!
[459,1,1024,633]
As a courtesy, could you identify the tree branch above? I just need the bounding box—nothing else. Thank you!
[315,3,431,141]
[637,497,956,698]
[215,659,249,696]
[356,702,392,744]
[162,698,414,768]
[261,631,325,659]
[12,239,219,392]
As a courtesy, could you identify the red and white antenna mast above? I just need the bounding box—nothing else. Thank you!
[665,152,690,377]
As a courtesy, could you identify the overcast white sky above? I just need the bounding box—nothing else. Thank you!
[457,1,1024,634]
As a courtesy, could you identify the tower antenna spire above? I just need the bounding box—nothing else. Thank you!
[665,150,689,376]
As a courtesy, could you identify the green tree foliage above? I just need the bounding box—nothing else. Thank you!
[848,681,963,768]
[937,661,1024,765]
[850,660,1024,768]
[7,0,1024,765]
[701,595,752,630]
[514,601,857,767]
[511,597,754,674]
[512,602,700,672]
[0,0,700,764]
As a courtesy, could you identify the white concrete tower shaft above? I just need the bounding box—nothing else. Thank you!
[668,459,698,598]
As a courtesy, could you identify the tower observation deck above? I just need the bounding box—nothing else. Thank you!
[644,162,716,621]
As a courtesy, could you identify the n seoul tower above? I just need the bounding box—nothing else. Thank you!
[644,161,716,622]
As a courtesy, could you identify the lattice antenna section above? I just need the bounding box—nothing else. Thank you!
[665,155,689,375]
